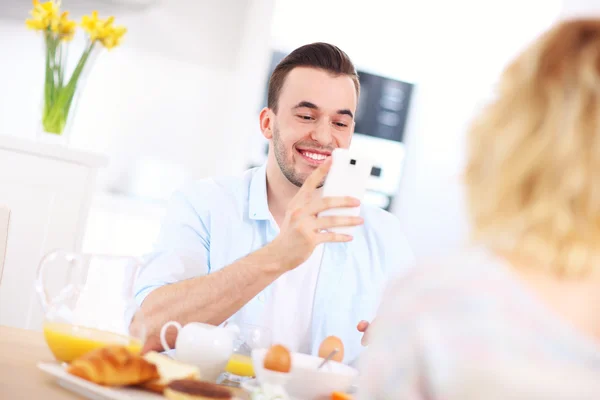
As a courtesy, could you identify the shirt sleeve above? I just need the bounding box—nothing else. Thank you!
[133,185,212,307]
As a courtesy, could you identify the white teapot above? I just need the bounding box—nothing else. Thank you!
[160,321,239,382]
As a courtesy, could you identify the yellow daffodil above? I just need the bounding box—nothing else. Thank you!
[25,0,59,31]
[100,25,127,50]
[81,11,103,41]
[50,11,76,41]
[81,11,126,49]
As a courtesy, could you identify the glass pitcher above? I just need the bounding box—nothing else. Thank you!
[35,250,147,363]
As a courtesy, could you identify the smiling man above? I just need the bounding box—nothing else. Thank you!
[131,43,414,364]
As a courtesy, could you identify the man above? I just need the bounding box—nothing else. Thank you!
[131,42,413,364]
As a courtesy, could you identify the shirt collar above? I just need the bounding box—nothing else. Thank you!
[249,163,271,221]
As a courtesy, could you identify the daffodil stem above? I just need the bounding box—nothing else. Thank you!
[58,43,66,89]
[42,41,96,135]
[43,31,53,120]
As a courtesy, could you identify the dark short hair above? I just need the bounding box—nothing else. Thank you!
[267,42,360,113]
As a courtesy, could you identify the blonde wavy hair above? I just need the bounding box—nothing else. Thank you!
[465,18,600,276]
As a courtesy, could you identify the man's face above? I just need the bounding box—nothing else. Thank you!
[262,67,357,187]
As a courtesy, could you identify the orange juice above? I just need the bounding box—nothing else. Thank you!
[225,354,255,377]
[43,322,142,363]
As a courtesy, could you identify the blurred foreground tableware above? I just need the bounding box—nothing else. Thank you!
[318,348,340,369]
[160,321,237,382]
[251,349,358,399]
[222,322,271,386]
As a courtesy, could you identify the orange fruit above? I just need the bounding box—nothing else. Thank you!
[331,392,353,400]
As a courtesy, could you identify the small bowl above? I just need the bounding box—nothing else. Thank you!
[251,348,358,399]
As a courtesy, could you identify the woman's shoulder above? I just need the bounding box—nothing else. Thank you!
[379,246,515,320]
[388,246,505,293]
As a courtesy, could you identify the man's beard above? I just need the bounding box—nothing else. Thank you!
[273,124,307,188]
[272,123,333,189]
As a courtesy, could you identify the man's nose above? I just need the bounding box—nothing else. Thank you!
[310,119,333,146]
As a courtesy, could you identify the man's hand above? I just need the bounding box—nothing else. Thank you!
[269,158,364,271]
[357,319,374,346]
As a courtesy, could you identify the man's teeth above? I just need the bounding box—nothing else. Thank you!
[302,151,328,161]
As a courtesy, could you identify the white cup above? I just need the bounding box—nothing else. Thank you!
[160,321,237,382]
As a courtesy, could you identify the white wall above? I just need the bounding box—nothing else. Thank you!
[270,0,562,258]
[560,0,600,17]
[270,0,421,82]
[395,0,563,258]
[0,0,275,201]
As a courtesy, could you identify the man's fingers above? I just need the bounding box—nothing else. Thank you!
[298,157,332,194]
[357,320,369,333]
[358,320,371,346]
[314,216,364,230]
[315,231,353,244]
[308,196,360,216]
[361,331,370,346]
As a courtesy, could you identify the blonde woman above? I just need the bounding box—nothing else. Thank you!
[358,18,600,399]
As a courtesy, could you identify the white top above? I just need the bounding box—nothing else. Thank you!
[358,247,600,399]
[263,245,325,354]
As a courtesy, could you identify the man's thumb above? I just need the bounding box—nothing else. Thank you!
[357,320,369,332]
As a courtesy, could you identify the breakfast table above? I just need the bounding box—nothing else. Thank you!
[0,325,248,399]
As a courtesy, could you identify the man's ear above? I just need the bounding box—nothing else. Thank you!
[259,107,274,139]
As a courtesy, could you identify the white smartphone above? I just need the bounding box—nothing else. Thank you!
[318,148,374,235]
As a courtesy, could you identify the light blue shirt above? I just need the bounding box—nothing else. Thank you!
[134,164,414,364]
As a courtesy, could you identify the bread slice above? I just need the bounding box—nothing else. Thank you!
[140,351,201,393]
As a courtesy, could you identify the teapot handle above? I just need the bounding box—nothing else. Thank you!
[160,321,182,351]
[34,250,83,311]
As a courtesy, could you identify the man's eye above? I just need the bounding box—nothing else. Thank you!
[297,115,314,121]
[334,122,348,127]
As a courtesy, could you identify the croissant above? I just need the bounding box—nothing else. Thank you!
[67,346,159,386]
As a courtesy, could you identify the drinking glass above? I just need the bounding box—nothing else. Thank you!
[221,322,271,386]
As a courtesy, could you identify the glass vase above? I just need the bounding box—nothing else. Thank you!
[36,35,99,147]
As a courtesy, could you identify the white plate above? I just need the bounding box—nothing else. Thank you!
[38,362,242,400]
[38,362,163,400]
